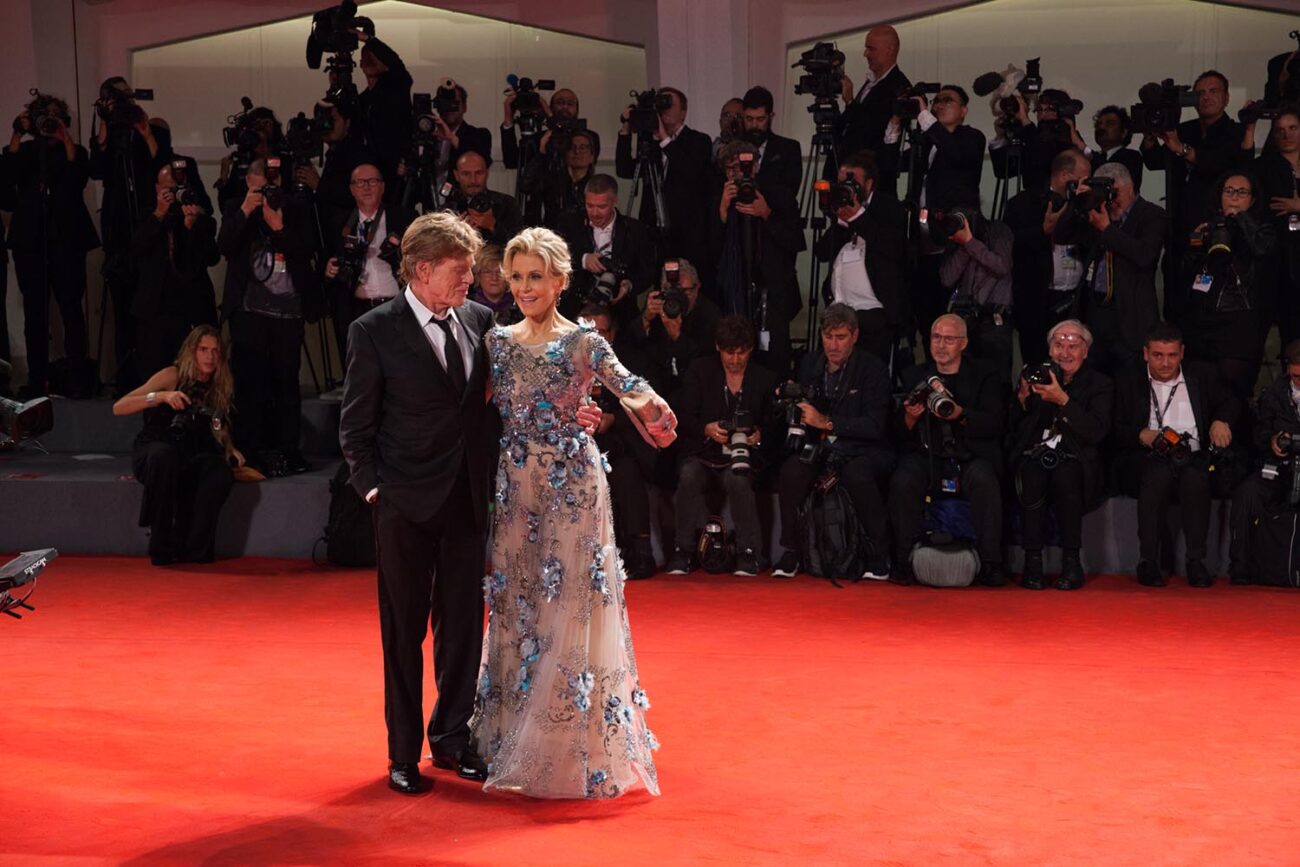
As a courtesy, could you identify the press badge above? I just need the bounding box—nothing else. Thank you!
[273,252,287,274]
[1289,214,1300,232]
[1192,272,1213,293]
[759,330,771,350]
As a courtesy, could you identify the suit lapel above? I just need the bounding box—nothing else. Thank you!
[392,291,460,398]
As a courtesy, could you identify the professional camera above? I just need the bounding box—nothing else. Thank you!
[258,157,287,211]
[1239,102,1285,125]
[660,259,687,319]
[591,255,630,303]
[330,234,368,290]
[168,159,202,208]
[720,408,756,475]
[1066,176,1116,214]
[1151,426,1193,466]
[1190,216,1234,267]
[776,382,823,463]
[432,79,460,116]
[734,151,758,205]
[20,91,68,138]
[411,92,439,146]
[1024,441,1071,471]
[507,75,556,138]
[906,376,959,420]
[168,395,225,444]
[307,1,363,63]
[627,88,674,136]
[791,42,846,102]
[1264,430,1300,504]
[1275,431,1300,457]
[281,112,322,167]
[377,232,402,273]
[894,82,941,121]
[94,83,154,131]
[222,96,261,153]
[921,207,969,242]
[1023,361,1061,387]
[1037,98,1084,144]
[816,177,863,213]
[1131,79,1197,136]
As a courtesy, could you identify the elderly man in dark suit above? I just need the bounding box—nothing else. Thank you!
[833,24,911,196]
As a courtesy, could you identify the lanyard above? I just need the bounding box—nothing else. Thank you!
[1150,380,1181,429]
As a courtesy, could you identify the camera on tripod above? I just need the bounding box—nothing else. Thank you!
[660,259,687,319]
[906,376,959,420]
[94,83,154,131]
[627,88,673,136]
[411,92,440,146]
[508,75,556,137]
[720,408,756,475]
[1131,79,1197,136]
[792,42,846,102]
[777,382,823,464]
[307,2,371,111]
[1151,426,1193,466]
[895,83,941,121]
[1065,176,1116,215]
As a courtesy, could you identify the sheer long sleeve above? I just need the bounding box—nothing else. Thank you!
[583,329,665,446]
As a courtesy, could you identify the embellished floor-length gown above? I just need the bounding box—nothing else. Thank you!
[471,322,662,799]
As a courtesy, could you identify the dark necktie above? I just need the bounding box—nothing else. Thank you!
[357,218,372,241]
[430,315,467,393]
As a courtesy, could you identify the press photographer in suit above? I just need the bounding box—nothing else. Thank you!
[1111,322,1238,588]
[445,151,521,248]
[833,25,911,195]
[739,86,802,194]
[1091,105,1144,194]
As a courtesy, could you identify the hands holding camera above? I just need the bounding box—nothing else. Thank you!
[704,420,760,446]
[719,181,772,222]
[1017,369,1068,408]
[464,204,497,233]
[240,185,284,230]
[642,290,682,339]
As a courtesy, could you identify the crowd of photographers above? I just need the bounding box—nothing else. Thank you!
[6,4,1300,584]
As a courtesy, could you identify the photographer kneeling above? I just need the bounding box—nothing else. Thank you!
[889,314,1007,586]
[771,304,894,580]
[1010,320,1114,590]
[666,316,778,577]
[113,325,243,566]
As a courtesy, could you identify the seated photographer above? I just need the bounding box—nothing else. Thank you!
[1004,148,1092,365]
[556,173,658,326]
[112,325,243,566]
[323,163,413,365]
[990,90,1088,193]
[710,139,804,378]
[938,205,1014,382]
[666,316,779,577]
[1080,162,1168,377]
[771,304,894,580]
[130,162,220,376]
[501,87,600,174]
[1091,105,1144,194]
[1228,341,1300,584]
[1010,320,1114,590]
[814,149,909,364]
[527,128,597,230]
[584,303,669,580]
[889,314,1006,586]
[1243,104,1300,347]
[634,259,722,394]
[469,244,520,325]
[355,25,413,190]
[1112,322,1239,587]
[445,151,521,247]
[1179,170,1277,407]
[3,92,99,398]
[218,158,322,477]
[296,99,376,241]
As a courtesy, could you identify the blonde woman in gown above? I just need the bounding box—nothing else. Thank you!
[471,227,677,799]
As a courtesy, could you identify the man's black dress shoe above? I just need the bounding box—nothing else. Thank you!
[432,744,489,781]
[388,762,430,795]
[1136,559,1166,587]
[1186,558,1215,588]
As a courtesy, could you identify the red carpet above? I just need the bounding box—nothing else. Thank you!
[3,555,1299,866]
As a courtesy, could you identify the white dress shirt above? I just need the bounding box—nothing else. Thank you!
[830,192,881,311]
[405,286,475,378]
[856,64,897,102]
[355,210,401,301]
[1148,370,1200,451]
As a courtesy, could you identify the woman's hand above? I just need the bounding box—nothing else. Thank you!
[649,401,677,448]
[162,390,191,411]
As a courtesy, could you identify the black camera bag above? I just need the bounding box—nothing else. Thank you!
[1249,509,1300,588]
[797,474,866,585]
[317,461,376,568]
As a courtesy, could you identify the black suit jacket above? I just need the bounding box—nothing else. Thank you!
[339,295,498,527]
[884,122,986,211]
[129,211,220,325]
[356,37,413,189]
[1113,361,1239,456]
[1091,147,1144,194]
[1081,196,1168,354]
[757,133,802,194]
[1143,114,1247,237]
[614,125,714,266]
[833,66,912,195]
[1010,364,1114,504]
[317,132,378,244]
[1,139,100,253]
[88,129,157,251]
[813,190,909,329]
[451,189,521,247]
[217,198,322,322]
[794,348,893,459]
[557,211,660,324]
[676,355,779,464]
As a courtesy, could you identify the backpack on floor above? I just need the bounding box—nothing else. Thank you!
[317,462,376,568]
[911,499,979,588]
[798,474,867,585]
[1249,509,1300,588]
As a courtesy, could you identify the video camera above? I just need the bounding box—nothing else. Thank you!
[895,83,941,121]
[627,88,674,137]
[776,382,823,464]
[791,42,846,103]
[660,259,687,319]
[905,376,959,420]
[94,82,154,132]
[1131,79,1197,136]
[507,75,556,138]
[720,408,756,475]
[222,96,261,154]
[1239,101,1286,125]
[306,2,372,110]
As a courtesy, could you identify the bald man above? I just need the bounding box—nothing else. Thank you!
[832,24,911,195]
[449,150,521,245]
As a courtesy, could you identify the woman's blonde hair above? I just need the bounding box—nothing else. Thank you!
[174,324,233,417]
[502,227,573,288]
[399,211,483,285]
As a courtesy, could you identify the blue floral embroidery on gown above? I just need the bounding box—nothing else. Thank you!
[471,323,661,799]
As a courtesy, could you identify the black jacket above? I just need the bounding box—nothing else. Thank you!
[1004,188,1091,356]
[813,190,909,329]
[898,359,1006,467]
[756,133,802,195]
[448,188,521,248]
[614,125,714,266]
[316,131,378,244]
[356,37,413,189]
[1091,147,1145,194]
[708,172,805,323]
[1143,114,1248,237]
[1,139,100,253]
[450,122,493,167]
[632,292,723,395]
[88,128,158,251]
[1081,196,1168,354]
[1254,149,1300,290]
[502,124,602,171]
[793,348,893,460]
[129,211,220,325]
[327,204,416,285]
[1112,360,1239,456]
[1252,372,1300,457]
[833,66,911,195]
[884,121,986,212]
[1010,364,1114,505]
[990,121,1074,193]
[557,211,660,325]
[676,355,779,466]
[1179,208,1277,359]
[339,295,498,527]
[217,198,322,322]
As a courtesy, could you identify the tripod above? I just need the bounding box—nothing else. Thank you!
[795,114,838,349]
[400,142,444,214]
[95,125,145,396]
[625,133,669,231]
[991,137,1024,221]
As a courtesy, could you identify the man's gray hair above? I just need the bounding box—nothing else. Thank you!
[820,302,859,333]
[1048,318,1093,347]
[1093,161,1133,188]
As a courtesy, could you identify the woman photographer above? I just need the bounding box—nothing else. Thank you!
[1180,170,1277,405]
[1243,104,1300,347]
[1010,320,1113,590]
[113,325,243,565]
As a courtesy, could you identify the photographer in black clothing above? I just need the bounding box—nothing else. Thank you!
[739,86,802,194]
[526,128,597,229]
[1180,170,1277,407]
[297,100,375,244]
[113,325,242,566]
[938,205,1015,382]
[1228,342,1300,584]
[584,303,669,580]
[889,314,1007,586]
[1011,320,1114,590]
[666,316,778,578]
[356,28,413,190]
[501,87,600,172]
[556,174,658,326]
[216,107,283,216]
[89,77,161,393]
[990,89,1089,194]
[146,121,214,217]
[218,159,321,476]
[130,162,220,376]
[1243,105,1300,347]
[814,149,909,364]
[833,25,911,195]
[1142,70,1248,322]
[771,304,895,581]
[1112,322,1238,587]
[445,151,521,247]
[711,139,804,377]
[636,259,722,393]
[1004,149,1092,365]
[1092,105,1144,193]
[3,93,100,398]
